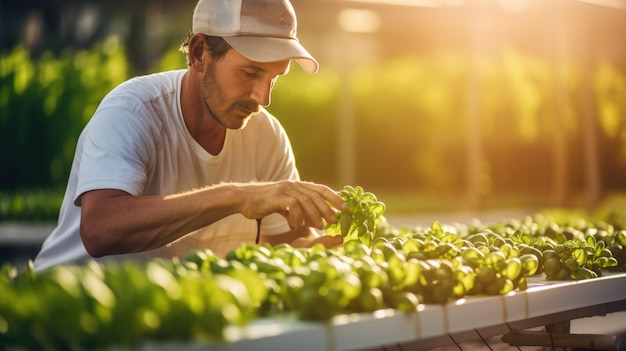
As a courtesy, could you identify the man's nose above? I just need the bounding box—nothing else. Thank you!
[250,79,273,107]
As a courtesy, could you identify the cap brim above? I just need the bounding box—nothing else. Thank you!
[224,36,319,74]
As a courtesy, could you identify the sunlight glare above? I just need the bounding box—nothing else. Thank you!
[343,0,444,8]
[339,8,382,33]
[576,0,626,8]
[497,0,530,12]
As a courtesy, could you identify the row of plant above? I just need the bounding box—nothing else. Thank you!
[1,40,128,190]
[1,186,625,350]
[0,188,63,221]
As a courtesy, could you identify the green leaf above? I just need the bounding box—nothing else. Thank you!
[571,248,587,266]
[339,211,353,237]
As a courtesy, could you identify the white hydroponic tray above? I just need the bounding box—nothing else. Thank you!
[139,272,626,351]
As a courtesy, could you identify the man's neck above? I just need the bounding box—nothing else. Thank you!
[180,71,227,156]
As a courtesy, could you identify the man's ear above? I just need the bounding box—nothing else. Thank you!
[188,34,206,72]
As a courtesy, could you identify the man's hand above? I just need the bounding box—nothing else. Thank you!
[261,226,343,249]
[239,180,347,231]
[291,233,343,249]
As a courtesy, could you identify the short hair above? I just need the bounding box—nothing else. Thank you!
[179,33,232,66]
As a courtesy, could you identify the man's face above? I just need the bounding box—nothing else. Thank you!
[199,48,290,129]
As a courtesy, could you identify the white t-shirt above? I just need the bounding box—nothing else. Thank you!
[34,69,298,271]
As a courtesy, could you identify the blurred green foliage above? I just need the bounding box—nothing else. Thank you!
[1,35,626,222]
[1,37,127,189]
[268,67,342,186]
[275,47,626,203]
[0,189,63,221]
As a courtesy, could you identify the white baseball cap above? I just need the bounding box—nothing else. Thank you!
[192,0,319,74]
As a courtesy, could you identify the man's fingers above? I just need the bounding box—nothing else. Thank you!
[300,182,346,211]
[312,234,343,248]
[289,182,343,229]
[292,234,343,249]
[280,198,303,229]
[240,180,346,231]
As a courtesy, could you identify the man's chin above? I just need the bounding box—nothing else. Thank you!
[227,115,253,130]
[238,118,251,129]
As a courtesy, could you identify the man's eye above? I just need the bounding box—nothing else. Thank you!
[241,70,258,79]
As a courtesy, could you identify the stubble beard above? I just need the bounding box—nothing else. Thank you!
[201,63,259,130]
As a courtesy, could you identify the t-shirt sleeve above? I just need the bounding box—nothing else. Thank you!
[74,106,155,205]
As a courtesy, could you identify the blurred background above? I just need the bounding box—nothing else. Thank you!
[1,0,625,230]
[2,1,626,343]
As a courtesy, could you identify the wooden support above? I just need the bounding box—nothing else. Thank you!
[501,330,622,351]
[545,320,570,351]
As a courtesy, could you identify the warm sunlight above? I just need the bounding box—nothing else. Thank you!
[339,8,382,33]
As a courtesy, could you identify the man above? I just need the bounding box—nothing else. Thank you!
[34,0,346,271]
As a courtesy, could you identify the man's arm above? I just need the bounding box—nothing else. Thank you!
[79,180,345,257]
